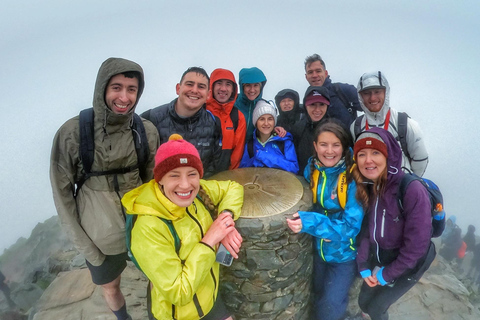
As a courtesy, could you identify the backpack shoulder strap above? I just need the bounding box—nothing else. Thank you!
[132,113,150,182]
[276,140,285,155]
[247,139,254,158]
[311,169,320,204]
[230,107,239,132]
[79,108,95,175]
[337,172,348,209]
[354,115,364,139]
[397,173,419,213]
[397,112,410,161]
[333,83,355,117]
[159,217,181,254]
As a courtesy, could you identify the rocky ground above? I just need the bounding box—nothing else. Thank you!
[1,217,480,319]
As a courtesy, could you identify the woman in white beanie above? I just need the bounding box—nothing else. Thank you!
[239,99,299,174]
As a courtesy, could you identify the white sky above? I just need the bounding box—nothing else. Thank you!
[1,0,479,251]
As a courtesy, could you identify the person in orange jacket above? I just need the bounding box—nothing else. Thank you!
[207,68,246,169]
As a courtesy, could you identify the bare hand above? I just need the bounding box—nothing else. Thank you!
[286,212,302,233]
[364,275,379,287]
[202,211,235,248]
[275,126,287,138]
[221,228,243,259]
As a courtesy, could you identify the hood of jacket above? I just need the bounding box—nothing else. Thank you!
[122,179,191,221]
[363,127,403,186]
[356,71,391,122]
[93,57,145,127]
[275,88,301,117]
[238,67,267,106]
[206,68,238,115]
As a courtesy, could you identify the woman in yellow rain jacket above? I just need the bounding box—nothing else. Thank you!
[122,135,243,320]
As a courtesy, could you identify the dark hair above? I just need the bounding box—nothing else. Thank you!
[180,67,210,88]
[304,54,326,71]
[121,71,141,81]
[310,120,354,183]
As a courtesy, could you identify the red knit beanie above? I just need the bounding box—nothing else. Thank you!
[354,131,388,160]
[153,134,204,182]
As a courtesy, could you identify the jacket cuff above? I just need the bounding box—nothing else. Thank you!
[360,269,372,278]
[434,211,445,220]
[376,267,388,286]
[199,241,215,252]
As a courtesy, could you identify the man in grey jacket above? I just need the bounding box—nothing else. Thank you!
[50,57,159,320]
[351,71,428,176]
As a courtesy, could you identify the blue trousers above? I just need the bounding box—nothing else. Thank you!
[313,254,357,320]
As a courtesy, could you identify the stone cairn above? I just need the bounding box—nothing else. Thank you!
[210,168,313,320]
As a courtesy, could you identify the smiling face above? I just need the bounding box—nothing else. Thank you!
[359,88,386,112]
[175,72,209,117]
[356,148,387,182]
[305,60,329,86]
[159,166,200,207]
[306,102,328,122]
[213,79,234,104]
[279,98,294,112]
[256,114,275,138]
[243,82,262,101]
[105,74,139,114]
[313,131,343,167]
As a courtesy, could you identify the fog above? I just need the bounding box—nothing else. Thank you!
[1,0,479,251]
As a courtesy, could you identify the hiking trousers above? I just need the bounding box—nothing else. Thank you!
[313,254,357,320]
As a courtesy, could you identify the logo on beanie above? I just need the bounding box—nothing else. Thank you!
[180,158,188,164]
[366,140,372,145]
[312,90,322,97]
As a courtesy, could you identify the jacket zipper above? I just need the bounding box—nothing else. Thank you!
[319,171,327,260]
[381,209,386,238]
[373,196,381,263]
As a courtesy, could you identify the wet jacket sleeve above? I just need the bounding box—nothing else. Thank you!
[200,180,244,220]
[356,227,372,277]
[382,180,432,282]
[229,111,247,170]
[406,118,428,177]
[49,120,105,266]
[299,181,364,242]
[131,216,216,306]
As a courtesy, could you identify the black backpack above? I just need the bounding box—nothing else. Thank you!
[74,108,150,196]
[354,112,410,161]
[397,173,446,238]
[333,83,358,121]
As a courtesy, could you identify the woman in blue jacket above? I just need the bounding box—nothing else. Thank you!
[239,99,298,174]
[234,67,267,141]
[287,121,363,320]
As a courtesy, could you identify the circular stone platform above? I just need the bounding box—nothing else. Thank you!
[210,167,313,320]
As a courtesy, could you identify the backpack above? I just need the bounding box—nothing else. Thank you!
[311,170,348,210]
[397,173,446,238]
[125,214,181,272]
[75,108,150,196]
[333,83,358,121]
[354,112,411,161]
[229,107,239,132]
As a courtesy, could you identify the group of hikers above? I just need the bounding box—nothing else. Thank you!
[49,53,437,320]
[440,217,480,286]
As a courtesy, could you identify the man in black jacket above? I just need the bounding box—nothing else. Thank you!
[142,67,228,177]
[304,54,361,129]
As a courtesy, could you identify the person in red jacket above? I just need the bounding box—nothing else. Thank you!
[207,68,246,169]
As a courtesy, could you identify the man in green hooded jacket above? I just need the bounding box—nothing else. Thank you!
[50,57,159,320]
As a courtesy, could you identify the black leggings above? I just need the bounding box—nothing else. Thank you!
[358,242,436,320]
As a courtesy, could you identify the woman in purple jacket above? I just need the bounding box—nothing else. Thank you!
[352,128,435,320]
